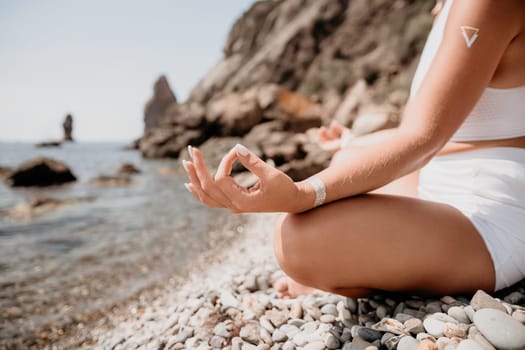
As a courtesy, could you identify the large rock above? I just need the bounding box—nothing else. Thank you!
[262,87,323,132]
[205,91,263,136]
[165,102,205,130]
[351,105,399,136]
[189,0,434,105]
[138,0,436,174]
[6,157,76,187]
[144,75,177,129]
[140,127,205,158]
[333,79,368,126]
[278,142,332,181]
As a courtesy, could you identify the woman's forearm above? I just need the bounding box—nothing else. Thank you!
[294,128,438,212]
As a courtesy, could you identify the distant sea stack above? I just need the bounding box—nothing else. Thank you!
[144,75,177,129]
[137,0,434,179]
[63,114,74,141]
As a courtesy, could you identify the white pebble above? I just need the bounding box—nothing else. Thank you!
[474,309,525,350]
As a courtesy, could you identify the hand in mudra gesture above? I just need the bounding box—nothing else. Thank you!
[315,120,353,152]
[182,144,305,213]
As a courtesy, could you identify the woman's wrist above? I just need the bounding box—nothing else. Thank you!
[293,179,321,213]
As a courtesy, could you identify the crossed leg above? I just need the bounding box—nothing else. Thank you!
[272,170,495,298]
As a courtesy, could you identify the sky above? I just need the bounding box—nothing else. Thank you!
[0,0,257,142]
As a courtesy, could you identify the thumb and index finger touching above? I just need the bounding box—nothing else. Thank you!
[215,144,273,181]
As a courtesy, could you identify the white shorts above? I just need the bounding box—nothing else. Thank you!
[418,147,525,291]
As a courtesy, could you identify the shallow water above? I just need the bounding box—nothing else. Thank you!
[0,142,237,345]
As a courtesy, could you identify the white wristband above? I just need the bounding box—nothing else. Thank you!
[306,177,326,208]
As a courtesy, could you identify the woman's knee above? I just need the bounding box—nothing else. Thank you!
[273,212,315,282]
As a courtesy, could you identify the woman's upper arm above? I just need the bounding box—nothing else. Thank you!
[400,0,521,152]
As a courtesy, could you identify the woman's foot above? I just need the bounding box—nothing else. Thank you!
[273,276,319,299]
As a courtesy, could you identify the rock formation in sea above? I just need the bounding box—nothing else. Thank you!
[6,157,77,187]
[138,0,435,180]
[63,114,74,141]
[144,75,177,129]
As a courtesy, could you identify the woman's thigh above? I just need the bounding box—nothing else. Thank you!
[273,193,495,295]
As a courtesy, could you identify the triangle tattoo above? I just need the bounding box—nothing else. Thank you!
[461,25,480,48]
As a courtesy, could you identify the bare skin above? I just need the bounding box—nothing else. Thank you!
[183,0,525,299]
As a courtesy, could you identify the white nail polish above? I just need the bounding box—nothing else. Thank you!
[235,143,249,156]
[182,160,189,172]
[187,145,193,159]
[184,183,191,192]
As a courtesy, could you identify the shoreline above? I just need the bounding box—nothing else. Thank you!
[84,212,280,350]
[46,212,264,350]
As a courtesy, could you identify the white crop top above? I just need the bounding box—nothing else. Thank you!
[409,0,525,142]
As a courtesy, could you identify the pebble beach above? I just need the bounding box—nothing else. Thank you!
[75,213,525,350]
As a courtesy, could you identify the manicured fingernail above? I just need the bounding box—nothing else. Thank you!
[184,183,191,192]
[182,160,189,172]
[187,145,193,159]
[235,143,249,156]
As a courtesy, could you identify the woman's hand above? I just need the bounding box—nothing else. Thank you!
[182,144,313,213]
[315,121,353,152]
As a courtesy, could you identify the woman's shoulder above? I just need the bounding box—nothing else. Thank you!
[449,0,524,33]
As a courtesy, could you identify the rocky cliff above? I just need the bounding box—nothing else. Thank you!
[139,0,435,180]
